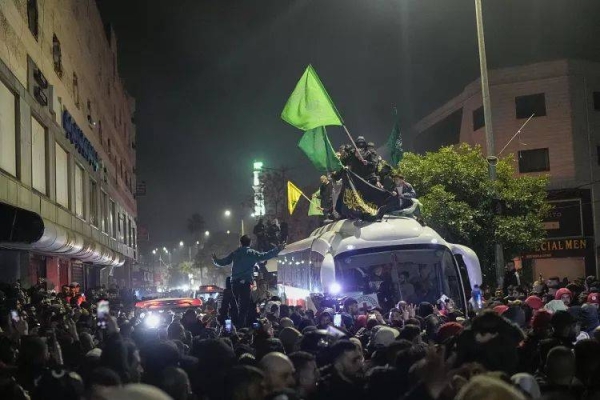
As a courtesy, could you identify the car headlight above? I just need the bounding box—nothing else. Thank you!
[145,314,160,329]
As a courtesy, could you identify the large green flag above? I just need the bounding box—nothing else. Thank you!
[298,126,343,172]
[281,65,343,131]
[386,110,404,166]
[308,190,323,216]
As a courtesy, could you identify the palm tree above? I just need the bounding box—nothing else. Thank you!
[186,213,205,242]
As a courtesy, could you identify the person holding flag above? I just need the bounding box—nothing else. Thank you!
[375,173,417,221]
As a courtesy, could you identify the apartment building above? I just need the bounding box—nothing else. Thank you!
[411,59,600,280]
[0,0,137,289]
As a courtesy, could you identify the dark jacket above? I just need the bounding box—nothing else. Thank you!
[319,181,333,210]
[314,370,365,400]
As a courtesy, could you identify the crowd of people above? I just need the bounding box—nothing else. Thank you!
[2,271,600,400]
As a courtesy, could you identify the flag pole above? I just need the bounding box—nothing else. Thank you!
[342,125,366,163]
[300,190,322,208]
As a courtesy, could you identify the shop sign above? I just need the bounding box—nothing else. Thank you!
[62,109,100,171]
[543,199,583,238]
[523,238,588,259]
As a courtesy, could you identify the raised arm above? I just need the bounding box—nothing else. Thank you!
[254,244,285,262]
[212,251,234,267]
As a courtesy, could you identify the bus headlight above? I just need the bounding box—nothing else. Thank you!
[329,282,342,295]
[145,314,160,329]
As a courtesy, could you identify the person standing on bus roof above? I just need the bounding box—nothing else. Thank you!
[212,235,285,327]
[318,175,333,221]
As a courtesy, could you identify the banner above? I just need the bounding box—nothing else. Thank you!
[386,109,404,166]
[308,190,323,216]
[298,126,342,172]
[281,65,343,131]
[336,170,391,219]
[287,181,304,215]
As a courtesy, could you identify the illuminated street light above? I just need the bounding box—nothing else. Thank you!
[196,241,200,245]
[179,241,184,247]
[163,247,167,252]
[152,250,156,255]
[227,230,230,235]
[205,231,210,236]
[224,210,231,217]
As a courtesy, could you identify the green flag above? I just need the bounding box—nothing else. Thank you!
[308,190,323,216]
[386,109,404,166]
[281,65,343,131]
[298,126,343,172]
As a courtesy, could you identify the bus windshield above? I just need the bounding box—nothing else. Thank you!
[335,245,465,312]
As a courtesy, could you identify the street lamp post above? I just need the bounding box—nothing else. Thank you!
[474,0,505,287]
[224,209,247,236]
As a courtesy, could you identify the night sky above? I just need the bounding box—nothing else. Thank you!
[96,0,600,248]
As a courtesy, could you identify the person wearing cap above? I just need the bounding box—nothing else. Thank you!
[213,235,285,327]
[555,288,572,307]
[524,295,544,311]
[436,322,464,344]
[587,292,600,309]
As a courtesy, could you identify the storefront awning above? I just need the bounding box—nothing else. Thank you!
[0,202,124,267]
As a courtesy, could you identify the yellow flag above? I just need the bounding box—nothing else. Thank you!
[287,181,304,215]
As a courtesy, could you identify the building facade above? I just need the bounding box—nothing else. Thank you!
[0,0,137,290]
[411,59,600,281]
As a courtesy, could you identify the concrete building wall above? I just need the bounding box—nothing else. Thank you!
[0,0,137,289]
[0,0,136,214]
[411,59,600,279]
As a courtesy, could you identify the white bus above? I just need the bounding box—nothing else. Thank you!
[274,216,482,313]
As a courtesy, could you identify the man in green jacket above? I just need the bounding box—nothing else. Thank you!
[212,235,285,327]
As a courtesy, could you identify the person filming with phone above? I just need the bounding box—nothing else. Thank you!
[212,234,285,327]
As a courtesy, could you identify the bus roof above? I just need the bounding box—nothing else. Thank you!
[280,217,447,258]
[279,216,482,289]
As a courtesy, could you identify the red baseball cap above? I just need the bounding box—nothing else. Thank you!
[525,295,544,310]
[555,288,573,300]
[587,292,600,305]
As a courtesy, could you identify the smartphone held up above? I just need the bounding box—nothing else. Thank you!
[97,300,109,329]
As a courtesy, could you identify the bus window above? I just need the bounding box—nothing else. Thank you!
[310,251,324,292]
[335,245,466,312]
[454,254,472,298]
